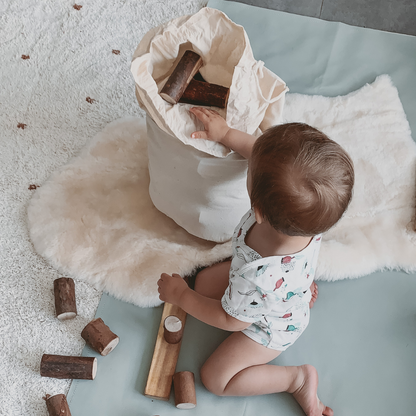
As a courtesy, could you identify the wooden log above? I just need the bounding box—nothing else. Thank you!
[163,315,184,344]
[179,78,230,108]
[81,318,119,356]
[43,394,72,416]
[160,50,203,104]
[173,371,197,409]
[54,277,77,320]
[144,302,187,401]
[40,354,97,380]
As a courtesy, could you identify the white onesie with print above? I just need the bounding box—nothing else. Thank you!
[221,209,322,351]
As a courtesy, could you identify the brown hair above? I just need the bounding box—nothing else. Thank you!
[250,123,354,236]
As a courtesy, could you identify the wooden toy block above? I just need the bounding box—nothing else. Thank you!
[81,317,119,356]
[173,371,197,409]
[163,315,184,344]
[179,78,230,108]
[144,302,187,401]
[43,393,72,416]
[160,50,203,104]
[40,354,97,380]
[54,277,77,320]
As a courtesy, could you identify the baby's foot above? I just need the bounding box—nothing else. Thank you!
[292,365,333,416]
[309,282,318,309]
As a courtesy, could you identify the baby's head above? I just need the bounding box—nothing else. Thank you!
[249,123,354,237]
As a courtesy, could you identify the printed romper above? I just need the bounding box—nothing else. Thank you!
[221,209,322,351]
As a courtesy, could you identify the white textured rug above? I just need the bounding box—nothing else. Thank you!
[27,75,416,312]
[0,1,205,415]
[2,0,416,413]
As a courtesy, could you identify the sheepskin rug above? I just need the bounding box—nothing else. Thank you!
[27,74,416,308]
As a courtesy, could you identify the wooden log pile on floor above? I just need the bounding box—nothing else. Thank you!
[160,50,229,109]
[41,277,119,415]
[42,277,197,412]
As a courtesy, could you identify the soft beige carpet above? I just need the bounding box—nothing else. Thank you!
[27,75,416,308]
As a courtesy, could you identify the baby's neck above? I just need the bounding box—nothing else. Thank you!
[246,221,312,257]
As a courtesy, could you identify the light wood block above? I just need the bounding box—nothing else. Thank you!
[144,302,187,401]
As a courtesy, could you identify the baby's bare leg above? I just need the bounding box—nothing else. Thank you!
[201,332,333,416]
[194,260,231,300]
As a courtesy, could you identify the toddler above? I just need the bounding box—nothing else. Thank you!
[157,107,354,416]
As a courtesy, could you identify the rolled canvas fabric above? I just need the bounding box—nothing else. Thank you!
[131,7,288,241]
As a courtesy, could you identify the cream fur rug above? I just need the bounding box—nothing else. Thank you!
[28,74,416,309]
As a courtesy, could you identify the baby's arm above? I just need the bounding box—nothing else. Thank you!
[190,107,256,159]
[157,273,250,332]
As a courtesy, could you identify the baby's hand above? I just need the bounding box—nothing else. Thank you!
[157,273,188,306]
[190,107,230,143]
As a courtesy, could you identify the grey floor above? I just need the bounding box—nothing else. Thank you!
[226,0,416,36]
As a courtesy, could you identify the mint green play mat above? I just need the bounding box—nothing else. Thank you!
[67,1,416,415]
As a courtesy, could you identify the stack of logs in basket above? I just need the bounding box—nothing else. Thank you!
[159,50,230,108]
[41,277,119,416]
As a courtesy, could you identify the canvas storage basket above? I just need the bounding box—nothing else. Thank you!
[131,7,288,242]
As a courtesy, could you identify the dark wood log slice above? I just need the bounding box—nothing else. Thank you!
[179,78,229,108]
[160,50,203,104]
[44,394,72,416]
[81,317,119,356]
[40,354,97,380]
[53,277,77,320]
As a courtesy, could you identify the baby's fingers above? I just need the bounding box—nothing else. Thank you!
[191,130,208,139]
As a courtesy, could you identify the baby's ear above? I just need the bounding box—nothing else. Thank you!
[253,207,264,224]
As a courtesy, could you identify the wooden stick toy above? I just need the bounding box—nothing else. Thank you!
[144,302,187,401]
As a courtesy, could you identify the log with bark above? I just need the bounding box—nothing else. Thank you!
[40,354,97,380]
[173,371,197,409]
[53,277,77,320]
[160,50,203,104]
[43,394,72,416]
[179,78,230,108]
[81,317,119,356]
